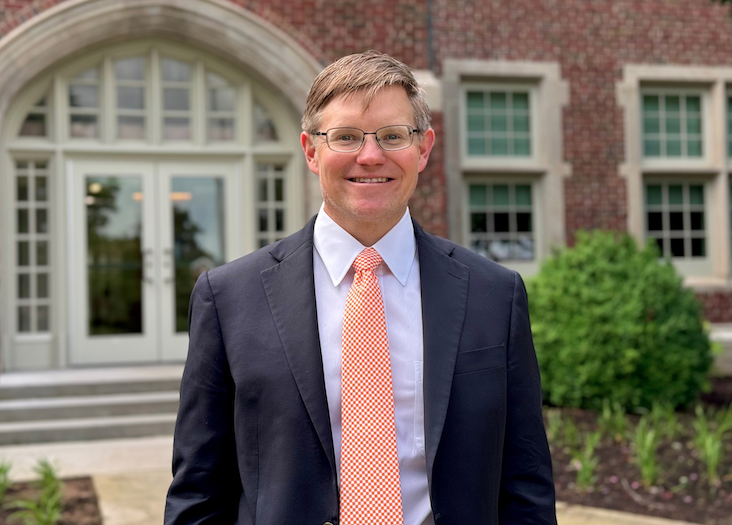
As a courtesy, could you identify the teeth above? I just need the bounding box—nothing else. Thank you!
[351,178,389,183]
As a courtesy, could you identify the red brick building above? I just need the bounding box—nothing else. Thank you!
[2,0,732,371]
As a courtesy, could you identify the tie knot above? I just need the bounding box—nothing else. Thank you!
[353,247,383,273]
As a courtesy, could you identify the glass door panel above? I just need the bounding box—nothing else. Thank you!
[70,160,157,365]
[86,176,144,335]
[171,177,226,332]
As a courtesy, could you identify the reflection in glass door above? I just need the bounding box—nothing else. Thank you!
[86,176,144,335]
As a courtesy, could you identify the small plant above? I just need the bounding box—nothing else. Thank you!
[572,430,602,491]
[598,399,628,443]
[561,415,580,450]
[632,415,659,486]
[692,405,728,487]
[0,460,12,503]
[649,401,678,441]
[10,458,63,525]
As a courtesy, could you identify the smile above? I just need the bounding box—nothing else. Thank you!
[349,177,390,183]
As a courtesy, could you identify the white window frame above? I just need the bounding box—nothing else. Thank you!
[618,65,730,286]
[444,60,570,277]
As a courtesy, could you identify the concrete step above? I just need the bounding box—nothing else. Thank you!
[0,365,183,400]
[0,392,179,422]
[0,414,178,446]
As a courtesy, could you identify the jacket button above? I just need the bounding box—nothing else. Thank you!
[324,522,334,525]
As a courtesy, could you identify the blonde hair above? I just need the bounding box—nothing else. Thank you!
[301,50,431,134]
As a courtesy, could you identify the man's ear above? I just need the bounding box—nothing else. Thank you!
[301,132,320,175]
[417,128,435,173]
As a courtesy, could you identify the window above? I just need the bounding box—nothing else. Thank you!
[642,92,702,158]
[256,164,286,247]
[68,67,101,138]
[115,57,147,140]
[15,160,52,333]
[207,72,236,142]
[467,182,534,261]
[19,96,48,137]
[465,89,531,157]
[645,182,706,259]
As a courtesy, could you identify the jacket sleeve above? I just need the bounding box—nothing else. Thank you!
[498,271,557,524]
[164,271,245,524]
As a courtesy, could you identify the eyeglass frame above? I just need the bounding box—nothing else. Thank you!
[311,125,422,153]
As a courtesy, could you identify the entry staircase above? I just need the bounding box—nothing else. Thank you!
[0,365,182,446]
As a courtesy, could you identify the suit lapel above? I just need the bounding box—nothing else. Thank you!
[415,223,470,486]
[260,218,337,478]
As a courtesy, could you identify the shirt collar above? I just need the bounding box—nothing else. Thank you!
[313,204,416,287]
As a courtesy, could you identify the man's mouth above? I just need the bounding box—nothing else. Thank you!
[349,177,390,183]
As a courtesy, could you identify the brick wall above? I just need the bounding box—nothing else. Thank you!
[3,0,732,320]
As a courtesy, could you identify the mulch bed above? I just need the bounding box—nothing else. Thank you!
[551,378,732,524]
[0,477,101,525]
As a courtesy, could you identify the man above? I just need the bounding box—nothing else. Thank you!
[165,51,556,524]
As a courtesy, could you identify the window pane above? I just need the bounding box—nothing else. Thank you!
[687,139,702,157]
[118,116,145,139]
[670,238,685,257]
[665,96,680,112]
[493,185,509,206]
[668,185,683,205]
[18,241,29,266]
[494,213,510,232]
[115,57,145,81]
[669,212,684,231]
[17,176,28,201]
[512,93,529,109]
[207,118,235,141]
[37,306,49,332]
[665,117,680,134]
[259,209,268,232]
[208,87,235,112]
[36,176,47,201]
[516,212,532,232]
[161,58,191,82]
[275,209,284,232]
[258,179,267,202]
[490,137,508,155]
[647,212,663,231]
[689,185,704,204]
[70,114,98,138]
[164,117,190,140]
[489,92,506,109]
[468,138,485,155]
[69,84,98,108]
[467,114,484,132]
[466,92,483,109]
[469,185,487,206]
[74,67,99,80]
[18,273,30,298]
[36,209,48,234]
[163,88,190,111]
[37,273,49,298]
[643,116,659,134]
[691,238,705,257]
[489,115,507,133]
[646,185,662,205]
[513,115,530,132]
[117,86,145,110]
[516,185,532,205]
[690,212,704,230]
[666,139,681,157]
[643,95,659,112]
[275,179,284,202]
[253,102,279,142]
[687,116,701,134]
[470,213,487,232]
[17,209,29,233]
[37,241,48,266]
[686,96,701,112]
[644,139,660,156]
[18,306,31,332]
[20,113,46,137]
[513,138,531,156]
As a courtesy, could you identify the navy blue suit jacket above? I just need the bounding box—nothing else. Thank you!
[165,216,556,524]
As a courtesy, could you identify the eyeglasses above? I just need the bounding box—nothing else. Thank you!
[312,125,421,153]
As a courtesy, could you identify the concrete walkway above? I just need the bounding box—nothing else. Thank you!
[0,436,696,525]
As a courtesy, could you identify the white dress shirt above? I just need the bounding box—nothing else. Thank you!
[313,206,434,525]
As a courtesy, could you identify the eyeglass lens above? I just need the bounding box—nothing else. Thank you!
[325,125,414,152]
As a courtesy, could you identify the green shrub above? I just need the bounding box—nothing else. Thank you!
[527,230,713,411]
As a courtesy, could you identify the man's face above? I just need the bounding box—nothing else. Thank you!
[301,85,434,240]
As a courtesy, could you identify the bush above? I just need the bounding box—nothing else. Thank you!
[527,230,713,411]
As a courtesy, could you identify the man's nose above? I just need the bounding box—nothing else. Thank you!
[356,135,386,165]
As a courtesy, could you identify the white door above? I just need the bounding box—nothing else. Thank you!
[69,158,238,365]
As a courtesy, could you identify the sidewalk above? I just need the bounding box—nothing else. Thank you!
[0,436,697,525]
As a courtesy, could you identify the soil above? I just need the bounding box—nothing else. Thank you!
[0,477,101,525]
[550,382,732,525]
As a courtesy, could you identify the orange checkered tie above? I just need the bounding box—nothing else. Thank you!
[340,247,404,525]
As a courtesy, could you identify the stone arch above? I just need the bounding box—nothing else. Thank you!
[0,0,323,124]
